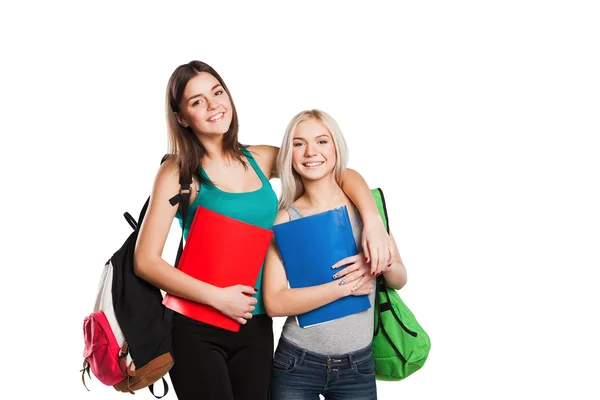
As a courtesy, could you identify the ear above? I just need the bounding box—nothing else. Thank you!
[175,112,189,128]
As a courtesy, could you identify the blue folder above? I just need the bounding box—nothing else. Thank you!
[272,206,371,328]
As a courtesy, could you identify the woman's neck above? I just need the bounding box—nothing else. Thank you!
[195,134,225,161]
[298,174,348,212]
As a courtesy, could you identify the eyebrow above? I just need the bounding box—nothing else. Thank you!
[293,134,330,140]
[187,84,223,102]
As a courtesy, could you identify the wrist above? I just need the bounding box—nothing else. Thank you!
[382,261,401,279]
[331,279,351,298]
[205,285,221,309]
[362,211,384,228]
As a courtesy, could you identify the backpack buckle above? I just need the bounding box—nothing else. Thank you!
[169,185,192,206]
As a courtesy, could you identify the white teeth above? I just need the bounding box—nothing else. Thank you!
[303,162,324,167]
[208,112,224,122]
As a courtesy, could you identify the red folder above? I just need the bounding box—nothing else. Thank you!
[163,206,273,332]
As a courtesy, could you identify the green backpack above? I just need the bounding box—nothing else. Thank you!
[371,188,431,381]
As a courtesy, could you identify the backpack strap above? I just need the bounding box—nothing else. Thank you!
[161,156,193,329]
[148,377,169,399]
[372,187,390,334]
[159,154,193,268]
[150,155,193,398]
[80,360,91,391]
[371,188,411,365]
[168,174,192,268]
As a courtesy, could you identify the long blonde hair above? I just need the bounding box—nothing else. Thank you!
[277,109,349,210]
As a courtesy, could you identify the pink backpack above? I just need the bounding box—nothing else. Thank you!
[82,310,125,386]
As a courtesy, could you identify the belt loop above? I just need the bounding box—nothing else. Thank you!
[298,350,307,365]
[347,351,354,366]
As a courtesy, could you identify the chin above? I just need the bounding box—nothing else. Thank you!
[299,171,329,181]
[199,129,228,137]
[204,124,232,136]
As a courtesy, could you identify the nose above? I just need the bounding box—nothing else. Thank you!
[206,97,219,110]
[304,142,317,157]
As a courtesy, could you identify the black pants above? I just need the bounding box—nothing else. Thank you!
[169,312,274,400]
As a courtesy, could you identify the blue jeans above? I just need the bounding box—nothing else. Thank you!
[270,337,377,400]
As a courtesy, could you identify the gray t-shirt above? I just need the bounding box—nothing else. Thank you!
[280,204,376,355]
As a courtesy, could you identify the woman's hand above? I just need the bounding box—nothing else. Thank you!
[212,285,258,325]
[349,276,374,296]
[331,252,374,295]
[361,217,393,276]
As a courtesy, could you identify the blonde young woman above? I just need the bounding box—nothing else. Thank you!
[263,110,408,400]
[133,62,394,400]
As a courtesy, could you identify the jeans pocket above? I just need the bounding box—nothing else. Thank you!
[353,357,375,377]
[273,351,297,372]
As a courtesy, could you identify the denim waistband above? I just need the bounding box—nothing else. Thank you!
[277,336,373,367]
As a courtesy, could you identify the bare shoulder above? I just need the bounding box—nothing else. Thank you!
[144,157,183,204]
[247,144,279,157]
[246,145,279,163]
[273,208,290,226]
[246,145,280,179]
[155,156,180,186]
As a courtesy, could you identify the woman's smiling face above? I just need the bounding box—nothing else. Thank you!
[292,118,337,182]
[176,72,233,136]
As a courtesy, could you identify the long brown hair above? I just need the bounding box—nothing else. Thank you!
[165,60,246,184]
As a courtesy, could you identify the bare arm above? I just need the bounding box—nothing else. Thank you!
[134,159,256,324]
[262,210,352,317]
[134,159,218,303]
[340,168,393,274]
[381,231,408,290]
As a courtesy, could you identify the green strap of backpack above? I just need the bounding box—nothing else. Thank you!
[370,188,431,381]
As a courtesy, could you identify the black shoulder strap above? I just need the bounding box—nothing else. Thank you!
[148,377,169,399]
[161,154,193,268]
[169,175,192,268]
[161,155,193,328]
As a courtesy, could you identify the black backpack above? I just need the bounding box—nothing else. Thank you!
[82,155,192,398]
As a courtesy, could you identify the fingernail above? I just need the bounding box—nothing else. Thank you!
[339,280,346,286]
[254,288,258,292]
[332,274,338,279]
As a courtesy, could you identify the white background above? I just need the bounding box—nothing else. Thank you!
[1,1,599,399]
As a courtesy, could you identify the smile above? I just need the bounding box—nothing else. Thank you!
[207,112,225,122]
[302,161,324,167]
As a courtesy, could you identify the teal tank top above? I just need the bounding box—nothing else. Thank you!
[175,147,278,315]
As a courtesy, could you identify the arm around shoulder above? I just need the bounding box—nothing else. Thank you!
[341,168,393,274]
